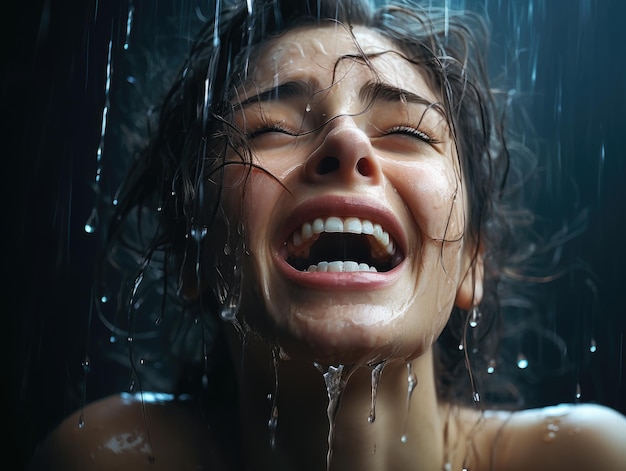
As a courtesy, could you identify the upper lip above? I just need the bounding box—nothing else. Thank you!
[275,194,408,262]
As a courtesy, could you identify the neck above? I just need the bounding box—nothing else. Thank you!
[229,333,452,471]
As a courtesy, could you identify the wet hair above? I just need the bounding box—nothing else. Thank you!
[100,0,526,406]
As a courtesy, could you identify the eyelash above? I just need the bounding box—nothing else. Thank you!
[245,121,436,144]
[247,123,297,139]
[386,125,437,144]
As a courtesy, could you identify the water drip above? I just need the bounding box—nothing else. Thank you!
[516,353,529,369]
[268,348,280,449]
[589,338,597,353]
[400,362,418,444]
[189,225,208,242]
[84,207,98,234]
[316,364,350,471]
[218,263,242,322]
[367,361,386,424]
[468,306,481,328]
[123,1,134,51]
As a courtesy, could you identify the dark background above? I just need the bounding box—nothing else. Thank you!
[3,0,625,468]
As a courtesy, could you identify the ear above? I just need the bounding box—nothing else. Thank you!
[455,249,484,310]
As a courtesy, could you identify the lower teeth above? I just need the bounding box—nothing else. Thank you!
[305,261,377,273]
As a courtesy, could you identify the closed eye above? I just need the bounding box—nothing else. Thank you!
[386,125,438,144]
[247,124,298,139]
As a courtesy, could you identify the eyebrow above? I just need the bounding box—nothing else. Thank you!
[233,79,441,114]
[233,80,314,109]
[359,81,436,108]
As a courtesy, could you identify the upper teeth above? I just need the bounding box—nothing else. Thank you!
[289,216,396,257]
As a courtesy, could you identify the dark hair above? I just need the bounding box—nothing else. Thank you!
[99,0,525,406]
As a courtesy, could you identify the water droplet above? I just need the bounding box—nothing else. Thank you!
[84,208,98,233]
[190,225,208,242]
[123,1,134,50]
[472,391,480,403]
[305,102,312,112]
[544,431,557,442]
[127,336,133,343]
[223,242,231,255]
[268,406,279,449]
[516,353,529,369]
[100,295,108,303]
[458,343,464,351]
[219,304,237,321]
[469,306,481,328]
[109,335,116,343]
[139,358,145,365]
[543,422,560,442]
[78,415,85,429]
[589,338,597,353]
[400,434,408,443]
[575,383,582,400]
[81,358,91,373]
[487,359,496,374]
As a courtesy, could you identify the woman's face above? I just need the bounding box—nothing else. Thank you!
[222,24,482,365]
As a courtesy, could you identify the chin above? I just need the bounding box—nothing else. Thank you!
[242,293,434,366]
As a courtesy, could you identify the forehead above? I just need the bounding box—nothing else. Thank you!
[245,24,438,102]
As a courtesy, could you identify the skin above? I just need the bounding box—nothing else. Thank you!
[223,25,481,366]
[28,25,626,471]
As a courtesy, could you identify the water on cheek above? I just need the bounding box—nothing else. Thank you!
[396,161,463,242]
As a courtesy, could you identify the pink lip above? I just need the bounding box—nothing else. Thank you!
[273,195,408,290]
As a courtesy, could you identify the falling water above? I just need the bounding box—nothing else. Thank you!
[268,348,280,449]
[400,362,418,444]
[123,0,134,50]
[367,361,386,424]
[317,364,350,471]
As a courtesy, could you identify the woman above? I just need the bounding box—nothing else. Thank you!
[29,0,626,470]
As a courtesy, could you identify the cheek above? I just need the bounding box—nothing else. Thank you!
[392,160,466,242]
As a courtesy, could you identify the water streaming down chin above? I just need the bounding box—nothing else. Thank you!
[14,0,626,469]
[368,361,387,424]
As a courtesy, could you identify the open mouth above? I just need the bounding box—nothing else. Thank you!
[284,216,404,273]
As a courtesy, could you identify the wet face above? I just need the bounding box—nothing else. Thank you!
[221,25,482,365]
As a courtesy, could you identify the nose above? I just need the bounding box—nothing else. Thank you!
[303,116,382,185]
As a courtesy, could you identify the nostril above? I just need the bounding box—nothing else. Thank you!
[356,157,372,176]
[316,156,340,175]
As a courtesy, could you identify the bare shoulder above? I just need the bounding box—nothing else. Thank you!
[27,392,233,471]
[489,403,626,471]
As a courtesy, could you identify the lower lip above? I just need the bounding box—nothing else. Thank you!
[274,254,404,290]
